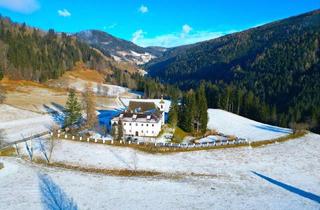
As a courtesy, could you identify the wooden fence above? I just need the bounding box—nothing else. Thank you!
[50,130,249,149]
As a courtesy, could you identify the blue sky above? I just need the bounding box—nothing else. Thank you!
[0,0,319,47]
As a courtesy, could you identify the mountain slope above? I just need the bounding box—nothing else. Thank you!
[147,9,320,131]
[0,16,110,82]
[75,30,166,65]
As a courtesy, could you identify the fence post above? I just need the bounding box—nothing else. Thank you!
[87,138,90,142]
[72,136,75,140]
[95,138,97,143]
[79,136,82,141]
[57,134,60,138]
[64,134,68,139]
[111,140,114,144]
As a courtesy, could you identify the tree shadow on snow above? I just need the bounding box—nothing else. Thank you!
[252,171,320,204]
[38,173,78,210]
[43,104,65,126]
[252,124,292,134]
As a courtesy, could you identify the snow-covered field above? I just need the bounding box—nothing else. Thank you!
[207,109,292,141]
[1,133,319,209]
[50,77,133,97]
[0,104,58,143]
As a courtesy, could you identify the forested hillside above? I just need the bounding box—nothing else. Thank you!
[75,30,166,65]
[147,10,320,132]
[0,15,109,82]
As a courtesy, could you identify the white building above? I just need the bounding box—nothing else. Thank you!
[111,99,166,137]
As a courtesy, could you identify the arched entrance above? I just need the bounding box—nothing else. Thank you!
[135,131,139,136]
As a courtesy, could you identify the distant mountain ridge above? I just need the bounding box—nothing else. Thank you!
[75,30,167,65]
[146,9,320,132]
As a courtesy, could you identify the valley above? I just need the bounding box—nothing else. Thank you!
[0,4,319,210]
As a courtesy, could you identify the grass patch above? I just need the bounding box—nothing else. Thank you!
[27,157,219,179]
[250,130,307,147]
[0,146,16,156]
[172,127,189,143]
[31,158,165,178]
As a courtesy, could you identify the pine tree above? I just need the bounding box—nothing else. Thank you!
[0,66,3,80]
[196,83,208,134]
[83,83,97,129]
[168,100,178,127]
[64,89,82,127]
[180,90,196,132]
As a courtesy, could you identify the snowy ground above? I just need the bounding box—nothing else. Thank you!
[1,133,319,209]
[0,104,59,143]
[207,109,292,141]
[49,77,140,98]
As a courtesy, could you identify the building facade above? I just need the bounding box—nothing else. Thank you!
[111,99,166,137]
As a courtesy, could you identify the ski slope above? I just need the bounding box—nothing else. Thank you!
[207,109,292,141]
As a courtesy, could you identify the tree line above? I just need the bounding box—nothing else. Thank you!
[147,10,320,133]
[0,15,107,82]
[168,83,208,135]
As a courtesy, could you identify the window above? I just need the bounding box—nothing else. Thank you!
[152,124,154,127]
[146,124,149,127]
[141,124,144,126]
[124,123,126,126]
[129,123,131,126]
[136,123,138,126]
[146,131,148,133]
[152,131,154,134]
[141,130,144,133]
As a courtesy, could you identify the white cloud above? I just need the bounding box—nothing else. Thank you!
[103,23,118,30]
[108,23,118,29]
[139,5,148,13]
[182,24,192,34]
[58,9,71,17]
[132,28,238,48]
[132,29,145,43]
[0,0,39,14]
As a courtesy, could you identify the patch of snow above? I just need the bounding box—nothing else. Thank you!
[4,133,320,209]
[52,77,132,97]
[198,135,228,143]
[114,50,156,65]
[0,105,59,143]
[207,109,292,141]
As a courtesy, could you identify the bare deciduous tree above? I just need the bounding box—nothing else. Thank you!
[83,83,98,130]
[0,129,5,148]
[0,84,6,104]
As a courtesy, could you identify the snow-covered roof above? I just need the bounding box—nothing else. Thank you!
[121,98,171,113]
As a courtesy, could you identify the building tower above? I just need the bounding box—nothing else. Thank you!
[159,95,165,125]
